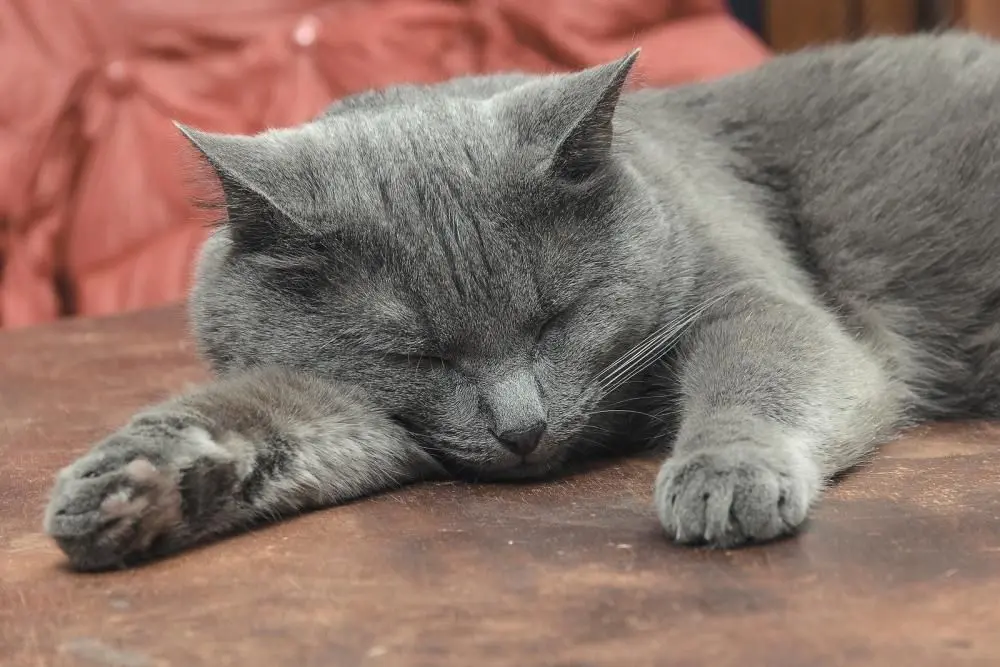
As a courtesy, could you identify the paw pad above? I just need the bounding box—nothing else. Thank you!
[655,445,819,547]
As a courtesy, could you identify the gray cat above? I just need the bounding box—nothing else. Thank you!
[45,32,1000,570]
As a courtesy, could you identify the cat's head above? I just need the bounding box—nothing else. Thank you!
[182,52,691,479]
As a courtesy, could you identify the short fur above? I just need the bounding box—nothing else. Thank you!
[46,33,1000,570]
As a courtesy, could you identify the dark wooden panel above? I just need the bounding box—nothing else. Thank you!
[954,0,1000,36]
[860,0,919,33]
[766,1,929,50]
[765,0,854,51]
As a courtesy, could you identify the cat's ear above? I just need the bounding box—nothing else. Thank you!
[544,50,639,181]
[175,123,300,252]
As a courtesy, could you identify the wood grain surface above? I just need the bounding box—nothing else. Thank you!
[1,308,999,666]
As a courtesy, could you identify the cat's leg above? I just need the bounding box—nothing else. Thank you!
[655,290,906,546]
[44,366,441,570]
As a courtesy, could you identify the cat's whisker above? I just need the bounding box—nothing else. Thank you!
[572,433,616,455]
[316,333,344,353]
[593,317,688,385]
[593,293,725,390]
[601,393,677,408]
[592,313,689,380]
[587,408,671,425]
[589,337,678,402]
[597,292,729,396]
[597,316,698,396]
[599,338,679,396]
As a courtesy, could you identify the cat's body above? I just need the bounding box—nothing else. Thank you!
[46,33,1000,570]
[661,34,1000,419]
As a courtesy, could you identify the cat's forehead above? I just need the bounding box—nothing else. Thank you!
[298,105,523,237]
[322,100,504,166]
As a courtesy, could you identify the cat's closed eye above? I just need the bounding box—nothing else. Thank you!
[537,295,592,343]
[537,314,562,340]
[536,310,572,344]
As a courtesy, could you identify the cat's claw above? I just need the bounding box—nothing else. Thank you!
[654,444,821,547]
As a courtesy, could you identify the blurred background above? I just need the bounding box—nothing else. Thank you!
[1,0,996,330]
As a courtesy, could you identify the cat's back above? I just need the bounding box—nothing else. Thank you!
[654,31,1000,162]
[655,33,1000,415]
[720,31,1000,112]
[655,32,1000,290]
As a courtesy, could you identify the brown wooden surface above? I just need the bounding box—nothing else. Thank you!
[2,308,1000,666]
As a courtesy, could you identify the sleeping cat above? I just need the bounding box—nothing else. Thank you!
[45,32,1000,570]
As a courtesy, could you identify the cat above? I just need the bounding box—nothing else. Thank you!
[44,32,1000,571]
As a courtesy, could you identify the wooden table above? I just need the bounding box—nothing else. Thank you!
[2,307,999,666]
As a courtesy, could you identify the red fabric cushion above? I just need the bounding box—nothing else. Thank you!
[0,0,768,328]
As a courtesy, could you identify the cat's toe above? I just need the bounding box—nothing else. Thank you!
[654,444,820,547]
[45,456,182,571]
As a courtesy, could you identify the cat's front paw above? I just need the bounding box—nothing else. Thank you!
[44,416,235,571]
[654,443,820,547]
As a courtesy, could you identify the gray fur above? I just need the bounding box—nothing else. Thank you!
[46,33,1000,569]
[46,368,440,569]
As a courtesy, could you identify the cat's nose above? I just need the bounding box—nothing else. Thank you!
[496,421,547,456]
